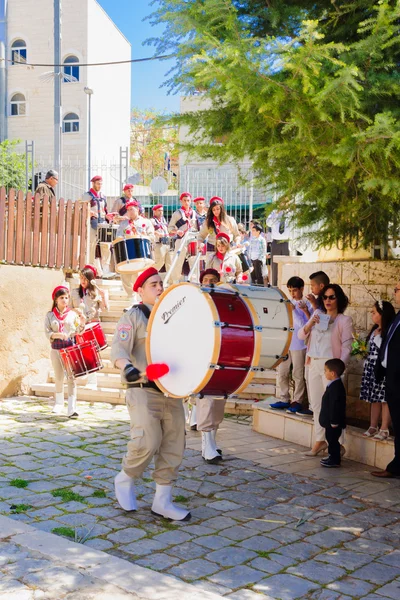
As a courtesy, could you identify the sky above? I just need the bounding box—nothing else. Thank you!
[97,0,180,114]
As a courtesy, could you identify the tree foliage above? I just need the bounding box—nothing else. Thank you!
[148,0,400,249]
[130,108,178,188]
[0,140,27,190]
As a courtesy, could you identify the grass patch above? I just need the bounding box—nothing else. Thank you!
[257,550,272,558]
[10,504,33,514]
[142,477,152,483]
[160,519,178,530]
[174,495,190,503]
[137,493,144,500]
[52,526,75,539]
[51,488,86,503]
[78,444,88,450]
[92,490,106,498]
[10,478,29,489]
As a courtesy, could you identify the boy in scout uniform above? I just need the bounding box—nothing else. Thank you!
[111,267,190,521]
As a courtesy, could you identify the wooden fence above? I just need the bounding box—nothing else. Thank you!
[0,187,89,271]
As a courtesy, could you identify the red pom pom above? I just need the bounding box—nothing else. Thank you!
[242,274,248,281]
[125,229,132,235]
[146,363,169,381]
[142,223,146,227]
[225,266,232,273]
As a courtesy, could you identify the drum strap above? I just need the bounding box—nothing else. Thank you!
[136,303,151,320]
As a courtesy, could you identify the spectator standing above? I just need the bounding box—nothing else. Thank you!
[271,276,313,413]
[35,170,58,201]
[319,359,347,468]
[361,300,395,440]
[248,223,266,285]
[307,271,330,310]
[266,210,291,285]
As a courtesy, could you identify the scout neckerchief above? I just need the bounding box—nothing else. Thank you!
[52,306,71,332]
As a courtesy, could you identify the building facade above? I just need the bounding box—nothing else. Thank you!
[1,0,131,197]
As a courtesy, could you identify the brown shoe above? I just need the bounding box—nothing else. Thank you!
[370,470,393,478]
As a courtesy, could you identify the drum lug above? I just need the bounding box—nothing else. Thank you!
[213,321,223,328]
[254,325,263,332]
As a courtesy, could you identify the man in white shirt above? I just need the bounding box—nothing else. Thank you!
[267,210,291,285]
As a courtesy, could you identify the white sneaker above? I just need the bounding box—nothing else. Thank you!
[114,470,137,511]
[151,484,190,521]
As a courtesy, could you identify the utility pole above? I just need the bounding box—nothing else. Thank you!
[0,0,8,142]
[54,0,62,191]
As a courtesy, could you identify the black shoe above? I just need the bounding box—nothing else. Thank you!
[203,454,223,464]
[68,412,79,419]
[320,457,340,468]
[190,424,198,431]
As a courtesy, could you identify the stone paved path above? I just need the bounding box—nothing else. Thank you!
[1,397,400,600]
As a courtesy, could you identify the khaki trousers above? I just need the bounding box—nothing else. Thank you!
[123,387,185,485]
[277,349,307,403]
[169,237,188,283]
[120,272,137,298]
[50,349,76,397]
[196,398,226,432]
[89,228,111,272]
[154,243,172,272]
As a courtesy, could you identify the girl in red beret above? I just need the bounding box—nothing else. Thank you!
[206,233,246,283]
[45,286,85,417]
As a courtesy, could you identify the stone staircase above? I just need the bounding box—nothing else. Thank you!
[31,277,277,412]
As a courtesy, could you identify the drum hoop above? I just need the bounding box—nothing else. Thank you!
[145,282,221,398]
[271,288,293,369]
[116,258,155,273]
[112,235,150,246]
[232,288,263,394]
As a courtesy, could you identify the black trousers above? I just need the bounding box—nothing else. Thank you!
[271,240,289,286]
[325,425,342,464]
[386,398,400,475]
[251,259,264,285]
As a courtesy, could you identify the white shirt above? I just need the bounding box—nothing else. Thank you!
[267,211,291,241]
[308,312,334,359]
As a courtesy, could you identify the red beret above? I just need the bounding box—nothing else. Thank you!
[52,285,69,300]
[123,183,134,191]
[180,192,192,201]
[216,232,230,243]
[194,196,206,203]
[200,269,221,284]
[152,204,163,211]
[125,200,139,209]
[210,196,224,205]
[133,267,159,292]
[91,175,102,183]
[82,264,97,278]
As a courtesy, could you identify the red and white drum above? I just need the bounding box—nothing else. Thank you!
[187,241,206,257]
[146,282,293,398]
[75,321,107,351]
[59,341,102,379]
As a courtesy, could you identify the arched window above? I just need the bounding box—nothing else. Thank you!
[10,93,26,116]
[63,112,79,133]
[63,56,79,83]
[11,39,27,64]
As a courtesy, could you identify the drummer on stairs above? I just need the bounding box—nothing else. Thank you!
[207,232,244,283]
[82,175,115,279]
[116,201,155,299]
[112,183,135,218]
[150,204,172,273]
[111,267,190,521]
[168,192,197,283]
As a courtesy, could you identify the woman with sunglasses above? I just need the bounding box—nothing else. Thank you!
[298,284,354,457]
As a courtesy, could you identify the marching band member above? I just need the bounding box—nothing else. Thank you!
[168,192,197,283]
[116,201,155,299]
[82,175,115,279]
[206,232,244,283]
[193,196,208,228]
[70,264,109,389]
[111,267,190,521]
[198,197,241,252]
[112,183,135,218]
[150,204,172,272]
[45,286,85,418]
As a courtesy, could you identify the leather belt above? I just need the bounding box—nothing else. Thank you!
[128,381,159,390]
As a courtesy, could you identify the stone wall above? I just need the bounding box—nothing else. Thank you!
[0,265,65,398]
[275,257,400,425]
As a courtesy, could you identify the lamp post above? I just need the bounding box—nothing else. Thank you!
[84,86,93,189]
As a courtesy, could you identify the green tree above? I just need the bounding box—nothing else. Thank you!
[148,0,400,249]
[130,108,178,188]
[0,140,27,190]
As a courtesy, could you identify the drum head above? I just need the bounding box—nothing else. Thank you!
[117,258,155,273]
[147,283,219,397]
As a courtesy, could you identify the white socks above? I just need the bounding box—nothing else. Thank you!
[52,392,64,414]
[114,470,137,511]
[151,484,191,521]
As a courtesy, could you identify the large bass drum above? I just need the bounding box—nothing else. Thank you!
[146,282,292,398]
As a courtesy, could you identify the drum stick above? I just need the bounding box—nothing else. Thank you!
[188,234,209,282]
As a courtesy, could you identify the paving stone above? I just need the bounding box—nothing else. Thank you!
[207,546,257,567]
[191,579,233,597]
[4,558,52,578]
[228,589,267,600]
[327,576,375,597]
[201,516,239,530]
[344,538,393,556]
[279,541,321,561]
[266,527,304,544]
[305,529,356,548]
[219,525,256,541]
[168,558,220,581]
[207,500,244,511]
[248,557,283,574]
[308,590,352,600]
[83,538,114,551]
[371,580,400,600]
[56,513,97,528]
[351,561,399,585]
[361,527,399,546]
[178,524,215,537]
[166,541,206,560]
[29,506,63,519]
[378,550,400,569]
[209,565,266,588]
[253,574,319,599]
[239,535,280,553]
[152,530,192,546]
[107,527,146,544]
[136,552,181,571]
[123,538,167,556]
[192,535,233,550]
[288,559,347,584]
[60,501,87,512]
[316,549,374,570]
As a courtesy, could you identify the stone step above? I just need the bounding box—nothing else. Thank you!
[235,383,276,399]
[101,322,118,334]
[31,383,126,404]
[49,371,123,389]
[107,300,133,311]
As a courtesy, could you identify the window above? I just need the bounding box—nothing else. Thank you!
[11,39,27,64]
[10,93,26,116]
[63,113,79,133]
[63,56,79,83]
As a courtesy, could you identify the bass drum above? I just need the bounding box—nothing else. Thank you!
[220,283,293,371]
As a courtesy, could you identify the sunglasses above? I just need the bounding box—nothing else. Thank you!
[394,288,400,293]
[323,294,336,301]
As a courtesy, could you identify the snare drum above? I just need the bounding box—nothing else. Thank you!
[112,236,154,273]
[97,224,118,244]
[146,282,292,398]
[75,321,107,351]
[59,341,102,379]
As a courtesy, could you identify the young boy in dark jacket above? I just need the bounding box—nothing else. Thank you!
[319,359,346,468]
